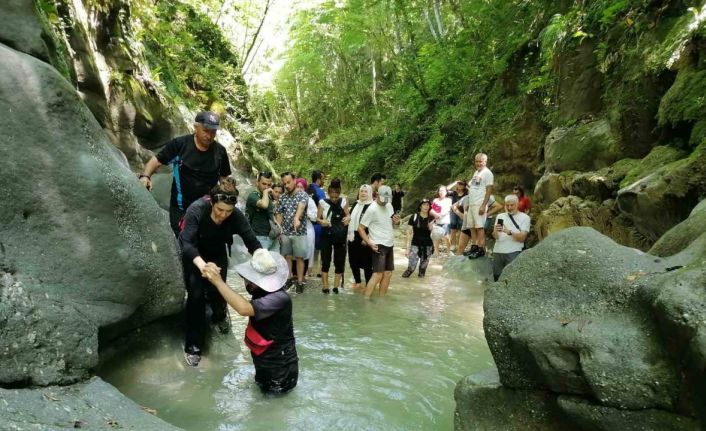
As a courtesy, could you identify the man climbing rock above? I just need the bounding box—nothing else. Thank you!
[138,111,232,236]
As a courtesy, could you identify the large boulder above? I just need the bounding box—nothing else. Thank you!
[0,0,54,63]
[544,119,622,173]
[468,219,706,428]
[0,377,183,430]
[650,199,706,256]
[617,141,706,243]
[0,44,184,386]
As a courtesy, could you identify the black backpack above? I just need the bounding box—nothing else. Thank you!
[325,198,348,245]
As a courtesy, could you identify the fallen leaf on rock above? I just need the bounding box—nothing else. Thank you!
[577,320,592,332]
[42,393,60,402]
[626,271,646,282]
[142,406,158,415]
[107,419,119,428]
[558,318,572,326]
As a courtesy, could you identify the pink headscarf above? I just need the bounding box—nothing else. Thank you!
[295,178,308,190]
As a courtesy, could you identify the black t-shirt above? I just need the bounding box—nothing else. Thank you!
[392,190,405,210]
[251,289,297,368]
[179,197,261,263]
[408,213,433,247]
[246,191,273,236]
[156,135,232,211]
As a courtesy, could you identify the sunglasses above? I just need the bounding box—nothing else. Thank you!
[259,171,273,179]
[212,193,238,204]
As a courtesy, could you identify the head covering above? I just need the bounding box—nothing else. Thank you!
[234,249,289,292]
[378,185,393,204]
[195,111,220,130]
[295,178,308,190]
[348,184,374,242]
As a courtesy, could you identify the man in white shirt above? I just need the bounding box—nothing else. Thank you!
[491,195,531,281]
[358,185,401,299]
[467,153,494,259]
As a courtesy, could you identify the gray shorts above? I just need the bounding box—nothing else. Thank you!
[371,245,395,273]
[280,235,308,258]
[256,236,281,254]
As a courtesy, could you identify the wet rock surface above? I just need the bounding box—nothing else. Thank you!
[0,44,183,386]
[459,212,706,429]
[0,378,183,430]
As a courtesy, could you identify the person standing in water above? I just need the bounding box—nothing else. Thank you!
[179,179,261,367]
[317,179,350,293]
[347,185,374,290]
[402,199,434,278]
[358,186,401,299]
[203,249,298,394]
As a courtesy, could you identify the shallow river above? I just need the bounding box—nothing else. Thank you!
[98,235,493,430]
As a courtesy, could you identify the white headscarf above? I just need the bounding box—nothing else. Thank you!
[348,184,374,242]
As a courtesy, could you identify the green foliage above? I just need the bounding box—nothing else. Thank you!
[135,1,247,116]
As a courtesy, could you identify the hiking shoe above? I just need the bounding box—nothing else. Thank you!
[216,318,231,334]
[333,287,339,294]
[401,269,413,278]
[284,278,295,290]
[463,245,480,257]
[295,282,305,294]
[418,270,426,278]
[322,288,330,294]
[184,351,201,367]
[468,248,486,259]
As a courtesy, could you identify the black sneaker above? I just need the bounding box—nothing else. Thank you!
[463,245,480,257]
[184,350,201,367]
[468,248,486,259]
[333,287,339,294]
[216,317,231,334]
[401,269,413,278]
[418,270,426,278]
[295,282,305,293]
[322,288,330,294]
[284,278,295,290]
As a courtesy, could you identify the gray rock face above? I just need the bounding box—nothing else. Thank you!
[650,199,706,256]
[0,44,184,386]
[544,119,621,173]
[0,377,183,430]
[0,0,52,62]
[470,219,706,428]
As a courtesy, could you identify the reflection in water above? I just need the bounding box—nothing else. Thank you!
[99,235,493,430]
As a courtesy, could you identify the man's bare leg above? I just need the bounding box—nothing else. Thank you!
[285,256,293,278]
[296,258,305,283]
[379,271,392,296]
[364,272,383,298]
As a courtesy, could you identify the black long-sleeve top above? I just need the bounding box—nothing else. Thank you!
[179,197,262,263]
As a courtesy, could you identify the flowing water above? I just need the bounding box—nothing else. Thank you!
[98,235,493,431]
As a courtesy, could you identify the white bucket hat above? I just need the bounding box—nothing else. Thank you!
[234,249,289,292]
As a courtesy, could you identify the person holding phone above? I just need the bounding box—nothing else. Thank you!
[491,194,531,282]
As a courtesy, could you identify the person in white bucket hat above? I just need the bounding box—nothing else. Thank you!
[203,249,299,394]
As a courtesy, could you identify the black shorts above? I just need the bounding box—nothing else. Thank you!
[371,245,395,272]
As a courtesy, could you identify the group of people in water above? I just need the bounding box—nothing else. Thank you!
[137,111,533,395]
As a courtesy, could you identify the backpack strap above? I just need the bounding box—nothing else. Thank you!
[507,213,521,231]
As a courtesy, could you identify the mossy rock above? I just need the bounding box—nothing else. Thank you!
[658,66,706,129]
[619,145,688,189]
[617,142,706,242]
[544,119,622,173]
[650,199,706,256]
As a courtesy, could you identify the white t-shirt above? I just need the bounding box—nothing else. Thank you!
[432,197,452,225]
[493,211,531,254]
[359,202,394,247]
[468,167,494,204]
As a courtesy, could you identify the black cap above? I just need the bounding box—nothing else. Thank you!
[195,111,220,130]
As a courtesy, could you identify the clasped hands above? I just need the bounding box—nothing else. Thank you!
[201,262,223,282]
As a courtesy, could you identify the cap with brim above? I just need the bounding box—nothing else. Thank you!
[195,111,220,130]
[378,185,393,199]
[234,249,289,293]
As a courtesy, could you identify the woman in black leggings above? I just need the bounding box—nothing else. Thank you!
[317,179,350,293]
[347,184,374,289]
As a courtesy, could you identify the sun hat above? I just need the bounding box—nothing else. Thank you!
[234,249,289,292]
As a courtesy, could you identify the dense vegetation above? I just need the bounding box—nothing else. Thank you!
[251,0,706,201]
